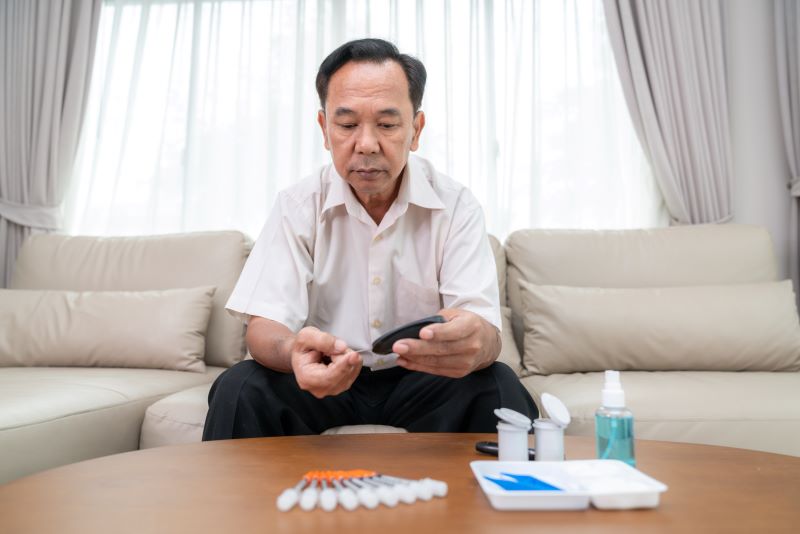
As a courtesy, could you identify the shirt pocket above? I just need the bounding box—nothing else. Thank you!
[395,275,442,326]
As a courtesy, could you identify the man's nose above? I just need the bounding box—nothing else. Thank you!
[354,125,380,154]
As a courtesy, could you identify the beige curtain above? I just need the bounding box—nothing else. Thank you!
[0,0,101,286]
[775,0,800,294]
[602,0,733,225]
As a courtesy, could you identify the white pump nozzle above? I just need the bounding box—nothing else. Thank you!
[601,370,626,408]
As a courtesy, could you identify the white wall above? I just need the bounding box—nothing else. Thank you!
[725,0,792,278]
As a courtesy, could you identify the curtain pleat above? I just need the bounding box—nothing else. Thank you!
[775,0,800,295]
[602,0,733,225]
[0,0,102,287]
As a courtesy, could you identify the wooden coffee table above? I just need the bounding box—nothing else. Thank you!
[1,433,798,533]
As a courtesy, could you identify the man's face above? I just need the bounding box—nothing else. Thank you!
[318,60,425,202]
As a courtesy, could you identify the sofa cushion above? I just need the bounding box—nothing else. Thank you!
[487,235,524,374]
[488,234,507,306]
[522,371,800,457]
[0,366,224,483]
[0,287,216,372]
[497,307,524,375]
[140,384,213,449]
[518,280,800,374]
[9,231,252,368]
[505,224,778,358]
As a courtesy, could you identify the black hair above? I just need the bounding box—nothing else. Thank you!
[315,38,427,113]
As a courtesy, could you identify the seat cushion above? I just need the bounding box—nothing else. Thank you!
[522,371,800,457]
[0,366,224,483]
[140,384,214,449]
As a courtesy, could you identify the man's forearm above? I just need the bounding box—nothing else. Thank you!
[476,318,501,371]
[245,317,295,372]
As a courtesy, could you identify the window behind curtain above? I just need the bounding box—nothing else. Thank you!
[65,0,667,240]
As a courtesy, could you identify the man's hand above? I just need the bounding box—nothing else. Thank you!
[290,326,362,398]
[393,309,500,378]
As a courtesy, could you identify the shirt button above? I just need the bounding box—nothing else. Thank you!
[372,276,382,285]
[372,319,382,328]
[374,234,383,242]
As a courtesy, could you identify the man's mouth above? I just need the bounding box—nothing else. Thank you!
[353,168,384,179]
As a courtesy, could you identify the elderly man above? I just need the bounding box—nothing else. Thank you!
[202,38,537,439]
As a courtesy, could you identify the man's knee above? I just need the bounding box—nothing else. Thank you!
[484,361,521,385]
[204,360,305,439]
[207,359,302,416]
[418,361,519,396]
[476,361,539,419]
[208,359,265,404]
[468,361,517,388]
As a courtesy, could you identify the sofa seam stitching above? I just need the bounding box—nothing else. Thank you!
[145,412,205,428]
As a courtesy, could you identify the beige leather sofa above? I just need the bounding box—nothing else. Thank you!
[1,232,251,484]
[502,225,800,459]
[2,224,799,485]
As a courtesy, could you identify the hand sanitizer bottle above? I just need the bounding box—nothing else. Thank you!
[595,370,636,466]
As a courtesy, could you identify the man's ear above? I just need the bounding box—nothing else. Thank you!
[410,111,425,152]
[317,109,330,151]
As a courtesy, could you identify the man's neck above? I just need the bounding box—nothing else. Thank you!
[353,174,404,226]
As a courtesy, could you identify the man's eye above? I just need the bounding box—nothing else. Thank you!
[337,123,357,129]
[379,123,399,129]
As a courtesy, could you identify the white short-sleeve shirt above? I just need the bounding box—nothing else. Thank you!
[225,155,501,369]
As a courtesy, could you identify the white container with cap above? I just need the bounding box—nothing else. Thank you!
[533,393,571,461]
[494,408,532,462]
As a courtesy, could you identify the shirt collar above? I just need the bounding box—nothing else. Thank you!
[320,155,446,218]
[401,155,446,211]
[321,168,349,215]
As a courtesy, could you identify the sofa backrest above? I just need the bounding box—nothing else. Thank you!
[488,235,507,306]
[504,224,778,354]
[10,231,252,368]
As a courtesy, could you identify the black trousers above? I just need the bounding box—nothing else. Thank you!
[202,360,538,439]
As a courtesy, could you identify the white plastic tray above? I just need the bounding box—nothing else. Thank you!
[471,460,668,511]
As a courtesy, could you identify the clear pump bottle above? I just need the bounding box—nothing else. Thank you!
[595,370,636,467]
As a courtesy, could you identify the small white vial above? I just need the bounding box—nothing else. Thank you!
[497,422,530,461]
[494,408,533,461]
[533,418,565,461]
[533,393,572,462]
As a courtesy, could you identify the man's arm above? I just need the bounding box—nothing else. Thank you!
[246,316,363,398]
[227,191,362,397]
[394,308,501,378]
[394,187,502,377]
[245,317,296,372]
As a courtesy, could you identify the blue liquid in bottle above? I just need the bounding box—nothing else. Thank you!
[595,406,636,467]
